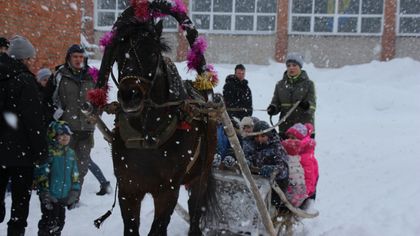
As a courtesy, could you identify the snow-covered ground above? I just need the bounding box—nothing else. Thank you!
[2,58,419,235]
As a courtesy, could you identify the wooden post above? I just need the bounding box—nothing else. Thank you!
[220,106,277,236]
[275,0,289,63]
[381,0,397,61]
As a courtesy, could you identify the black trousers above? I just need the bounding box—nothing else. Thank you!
[38,199,66,236]
[0,166,34,236]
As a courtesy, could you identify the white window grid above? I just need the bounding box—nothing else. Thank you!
[94,0,178,32]
[94,0,124,31]
[189,0,277,35]
[396,1,420,36]
[288,0,384,36]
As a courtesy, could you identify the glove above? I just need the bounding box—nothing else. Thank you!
[259,165,275,178]
[66,190,80,210]
[40,191,57,210]
[299,101,310,110]
[212,154,222,167]
[222,155,236,168]
[53,107,64,120]
[267,105,277,116]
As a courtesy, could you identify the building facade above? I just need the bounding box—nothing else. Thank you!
[2,0,419,68]
[90,0,420,68]
[0,0,82,70]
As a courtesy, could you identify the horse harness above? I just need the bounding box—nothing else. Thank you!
[115,54,215,150]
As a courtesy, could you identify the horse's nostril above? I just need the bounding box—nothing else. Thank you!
[132,90,142,100]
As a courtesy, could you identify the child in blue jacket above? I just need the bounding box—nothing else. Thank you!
[34,121,80,236]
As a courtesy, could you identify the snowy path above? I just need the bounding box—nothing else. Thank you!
[1,58,419,235]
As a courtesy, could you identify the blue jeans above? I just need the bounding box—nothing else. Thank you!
[88,160,108,186]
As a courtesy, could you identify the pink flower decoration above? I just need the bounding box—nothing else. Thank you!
[88,67,99,84]
[131,0,151,21]
[187,36,207,71]
[87,86,109,108]
[99,31,115,51]
[206,64,219,86]
[171,0,187,14]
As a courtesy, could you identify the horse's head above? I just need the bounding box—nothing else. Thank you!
[114,20,170,113]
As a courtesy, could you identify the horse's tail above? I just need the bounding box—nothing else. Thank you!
[201,168,222,229]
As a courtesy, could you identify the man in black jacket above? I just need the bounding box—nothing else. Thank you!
[222,64,253,121]
[0,35,47,236]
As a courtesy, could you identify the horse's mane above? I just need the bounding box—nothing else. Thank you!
[111,7,170,54]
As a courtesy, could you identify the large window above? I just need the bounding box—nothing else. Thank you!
[398,0,420,35]
[289,0,384,35]
[95,0,178,31]
[190,0,277,34]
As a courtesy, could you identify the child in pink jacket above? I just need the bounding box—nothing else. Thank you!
[282,123,319,211]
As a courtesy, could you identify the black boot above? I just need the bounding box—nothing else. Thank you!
[0,201,5,223]
[96,182,111,196]
[7,226,25,236]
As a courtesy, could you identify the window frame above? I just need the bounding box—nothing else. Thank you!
[189,0,278,35]
[288,0,385,36]
[397,0,420,36]
[94,0,178,32]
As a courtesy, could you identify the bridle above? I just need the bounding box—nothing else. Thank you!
[118,33,164,103]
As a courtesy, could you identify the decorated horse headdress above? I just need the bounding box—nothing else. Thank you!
[88,0,218,108]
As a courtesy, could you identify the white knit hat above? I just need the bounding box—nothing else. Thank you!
[240,116,254,128]
[285,52,304,68]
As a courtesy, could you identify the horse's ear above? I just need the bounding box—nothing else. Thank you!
[155,20,163,37]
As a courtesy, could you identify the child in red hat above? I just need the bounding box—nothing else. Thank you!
[282,123,319,212]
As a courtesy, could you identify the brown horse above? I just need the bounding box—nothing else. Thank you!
[94,7,216,236]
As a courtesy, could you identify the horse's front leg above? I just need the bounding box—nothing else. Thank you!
[148,187,180,236]
[119,189,145,236]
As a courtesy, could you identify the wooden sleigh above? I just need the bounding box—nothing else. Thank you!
[175,100,318,236]
[85,94,317,235]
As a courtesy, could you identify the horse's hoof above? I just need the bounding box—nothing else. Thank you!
[188,230,203,236]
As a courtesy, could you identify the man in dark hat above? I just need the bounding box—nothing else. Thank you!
[0,35,48,236]
[223,64,253,121]
[52,44,111,199]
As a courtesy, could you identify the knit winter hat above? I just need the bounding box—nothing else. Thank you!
[285,123,314,140]
[8,35,36,60]
[240,116,254,128]
[47,120,73,141]
[37,68,52,81]
[285,52,304,68]
[67,44,85,55]
[66,44,85,61]
[0,37,10,49]
[253,120,270,133]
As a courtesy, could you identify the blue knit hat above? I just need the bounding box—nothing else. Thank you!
[47,121,73,141]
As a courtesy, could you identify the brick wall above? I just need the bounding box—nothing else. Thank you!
[0,0,82,71]
[83,0,95,43]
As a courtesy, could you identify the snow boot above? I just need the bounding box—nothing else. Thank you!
[96,182,112,196]
[0,201,5,223]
